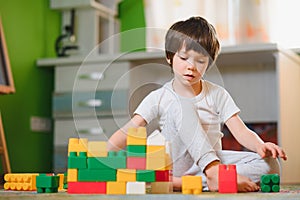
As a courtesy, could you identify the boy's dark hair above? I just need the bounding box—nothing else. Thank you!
[165,16,220,68]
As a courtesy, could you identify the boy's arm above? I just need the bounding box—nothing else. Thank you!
[225,114,287,160]
[107,114,147,151]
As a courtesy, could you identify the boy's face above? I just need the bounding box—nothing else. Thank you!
[170,46,209,86]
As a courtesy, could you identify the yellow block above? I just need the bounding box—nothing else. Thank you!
[146,145,165,157]
[67,169,78,182]
[127,127,147,145]
[87,141,107,157]
[58,173,65,191]
[4,173,38,191]
[68,138,88,155]
[107,182,126,194]
[146,156,167,170]
[182,175,202,194]
[117,169,136,182]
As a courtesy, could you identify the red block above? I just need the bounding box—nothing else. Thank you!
[218,164,237,193]
[155,170,171,182]
[127,157,146,170]
[68,182,106,194]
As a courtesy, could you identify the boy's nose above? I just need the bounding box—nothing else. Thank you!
[186,58,196,70]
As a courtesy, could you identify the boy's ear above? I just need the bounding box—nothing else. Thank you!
[166,58,171,64]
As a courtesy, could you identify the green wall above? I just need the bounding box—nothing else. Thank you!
[0,0,60,172]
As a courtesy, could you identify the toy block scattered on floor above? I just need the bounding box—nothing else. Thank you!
[4,173,39,191]
[57,173,65,191]
[36,174,60,193]
[182,176,202,194]
[182,175,202,194]
[218,164,237,193]
[260,174,280,192]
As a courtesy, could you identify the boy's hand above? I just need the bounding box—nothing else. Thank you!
[257,142,287,160]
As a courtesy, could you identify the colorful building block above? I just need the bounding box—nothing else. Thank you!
[78,169,116,181]
[36,174,60,193]
[87,141,107,157]
[218,164,237,193]
[127,157,146,170]
[68,152,87,169]
[67,169,78,182]
[151,182,173,194]
[106,181,126,194]
[127,145,146,157]
[155,170,171,182]
[147,130,166,146]
[68,182,106,194]
[117,169,136,182]
[126,182,146,194]
[182,175,202,194]
[88,151,126,170]
[136,170,155,182]
[57,174,65,191]
[260,174,280,192]
[146,155,167,170]
[4,173,38,191]
[68,138,88,155]
[146,145,166,158]
[127,127,147,145]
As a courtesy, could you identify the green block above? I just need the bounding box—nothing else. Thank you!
[260,174,280,192]
[36,174,59,193]
[68,151,87,169]
[88,151,127,169]
[78,169,116,181]
[127,145,146,157]
[137,170,155,182]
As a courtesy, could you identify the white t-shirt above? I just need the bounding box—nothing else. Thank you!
[134,79,240,176]
[134,79,240,151]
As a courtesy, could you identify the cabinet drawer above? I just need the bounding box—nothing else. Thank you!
[55,62,130,92]
[53,90,128,117]
[54,116,129,146]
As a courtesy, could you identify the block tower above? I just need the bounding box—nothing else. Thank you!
[67,127,173,194]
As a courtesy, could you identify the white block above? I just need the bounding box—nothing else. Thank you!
[147,130,166,146]
[126,182,146,194]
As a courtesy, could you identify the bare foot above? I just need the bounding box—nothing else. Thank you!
[205,161,259,192]
[237,174,259,192]
[172,176,182,191]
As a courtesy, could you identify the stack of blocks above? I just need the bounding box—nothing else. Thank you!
[260,174,280,192]
[67,127,173,194]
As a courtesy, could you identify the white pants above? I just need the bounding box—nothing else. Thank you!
[185,150,280,188]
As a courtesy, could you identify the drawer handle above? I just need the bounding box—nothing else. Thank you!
[79,72,104,81]
[78,127,104,135]
[78,99,102,107]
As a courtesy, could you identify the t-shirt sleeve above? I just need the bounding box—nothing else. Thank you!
[215,88,240,123]
[133,91,159,124]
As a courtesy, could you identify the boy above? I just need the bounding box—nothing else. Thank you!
[107,16,287,192]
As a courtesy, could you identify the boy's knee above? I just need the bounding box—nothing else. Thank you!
[264,157,280,175]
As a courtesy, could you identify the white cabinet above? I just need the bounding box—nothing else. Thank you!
[37,43,300,183]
